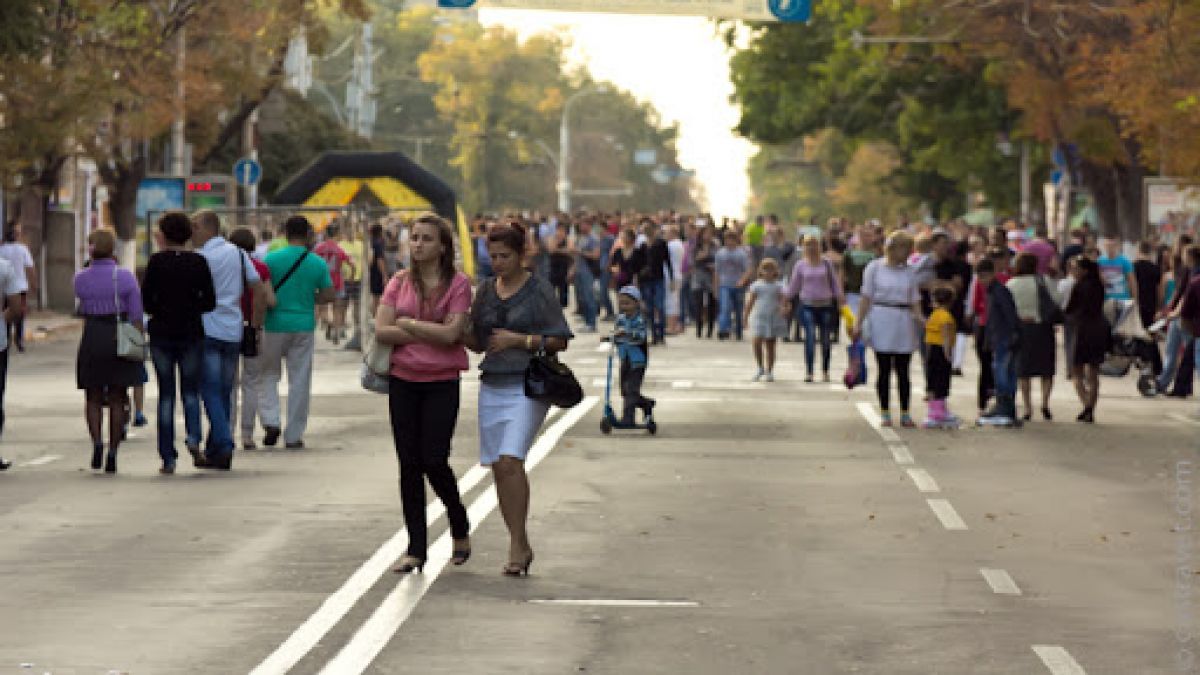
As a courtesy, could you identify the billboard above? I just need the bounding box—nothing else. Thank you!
[1145,178,1200,244]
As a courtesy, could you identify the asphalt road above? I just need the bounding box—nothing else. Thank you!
[0,323,1196,675]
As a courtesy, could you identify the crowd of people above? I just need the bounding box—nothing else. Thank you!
[471,210,1200,429]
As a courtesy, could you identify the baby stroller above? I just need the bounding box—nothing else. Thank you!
[1099,299,1159,397]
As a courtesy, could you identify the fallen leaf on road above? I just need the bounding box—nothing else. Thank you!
[1099,535,1109,542]
[868,514,876,520]
[985,513,997,520]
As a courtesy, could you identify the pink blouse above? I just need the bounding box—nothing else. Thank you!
[380,272,472,382]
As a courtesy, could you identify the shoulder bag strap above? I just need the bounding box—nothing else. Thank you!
[111,265,122,317]
[272,250,309,292]
[824,259,839,305]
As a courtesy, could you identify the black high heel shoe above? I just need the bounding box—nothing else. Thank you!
[1076,407,1094,423]
[451,541,471,566]
[1042,406,1053,421]
[503,551,534,577]
[91,442,104,470]
[104,449,118,474]
[393,555,425,575]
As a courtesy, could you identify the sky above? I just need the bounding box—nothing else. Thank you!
[477,8,756,218]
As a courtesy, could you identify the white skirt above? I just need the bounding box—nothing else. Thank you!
[478,378,550,466]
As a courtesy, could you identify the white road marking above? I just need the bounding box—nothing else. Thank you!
[575,357,599,365]
[250,409,562,675]
[926,498,968,530]
[20,454,61,467]
[317,398,598,675]
[906,468,941,493]
[887,444,914,465]
[672,380,695,389]
[594,343,610,352]
[828,383,848,392]
[878,427,901,442]
[980,568,1022,595]
[1170,413,1200,427]
[592,378,607,387]
[855,401,881,428]
[529,599,699,608]
[1032,645,1087,674]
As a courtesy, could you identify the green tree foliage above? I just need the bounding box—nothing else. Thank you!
[730,0,1028,222]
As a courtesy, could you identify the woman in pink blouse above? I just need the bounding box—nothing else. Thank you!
[73,229,144,474]
[374,214,473,575]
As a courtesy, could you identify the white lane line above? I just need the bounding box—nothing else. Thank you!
[19,454,61,467]
[1032,645,1087,674]
[980,568,1022,596]
[887,443,915,465]
[575,357,599,365]
[594,343,610,352]
[529,599,699,608]
[855,401,881,428]
[926,499,968,530]
[592,378,607,387]
[1170,413,1200,427]
[878,427,901,442]
[906,468,940,493]
[250,409,561,675]
[672,380,694,389]
[828,383,848,392]
[318,398,598,675]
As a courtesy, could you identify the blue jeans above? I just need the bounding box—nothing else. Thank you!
[150,338,203,466]
[679,279,691,326]
[718,286,745,338]
[640,278,667,341]
[992,341,1018,398]
[1158,319,1187,391]
[801,305,836,376]
[575,268,598,329]
[201,337,241,457]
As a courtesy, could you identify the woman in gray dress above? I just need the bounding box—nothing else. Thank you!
[465,221,573,576]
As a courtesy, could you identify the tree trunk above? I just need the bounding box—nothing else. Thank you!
[99,156,147,242]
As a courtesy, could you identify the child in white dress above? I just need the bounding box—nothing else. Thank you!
[743,258,788,381]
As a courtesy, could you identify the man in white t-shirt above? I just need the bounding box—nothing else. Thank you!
[0,223,35,352]
[0,256,26,470]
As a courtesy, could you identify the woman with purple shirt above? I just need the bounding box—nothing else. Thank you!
[74,229,144,474]
[784,235,845,382]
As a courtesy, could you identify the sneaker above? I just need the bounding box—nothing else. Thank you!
[765,372,775,382]
[263,426,281,447]
[880,412,893,427]
[952,368,964,377]
[133,412,148,427]
[285,440,305,449]
[0,457,10,471]
[753,369,764,382]
[900,414,916,428]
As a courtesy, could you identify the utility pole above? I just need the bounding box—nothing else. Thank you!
[345,22,376,140]
[1019,139,1031,224]
[171,27,187,177]
[558,85,610,213]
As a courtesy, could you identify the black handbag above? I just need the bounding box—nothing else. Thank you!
[1036,276,1064,326]
[240,251,259,358]
[524,350,584,408]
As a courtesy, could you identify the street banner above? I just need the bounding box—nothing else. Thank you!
[442,0,811,22]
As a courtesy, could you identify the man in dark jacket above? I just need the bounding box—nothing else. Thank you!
[978,258,1022,426]
[639,219,675,344]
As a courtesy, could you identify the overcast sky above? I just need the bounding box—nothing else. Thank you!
[478,8,756,218]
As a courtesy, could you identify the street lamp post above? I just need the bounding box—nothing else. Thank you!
[558,85,610,213]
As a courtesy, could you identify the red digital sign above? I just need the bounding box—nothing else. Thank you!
[188,182,213,192]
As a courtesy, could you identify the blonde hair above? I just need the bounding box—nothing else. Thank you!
[758,257,780,277]
[884,231,914,265]
[88,228,116,259]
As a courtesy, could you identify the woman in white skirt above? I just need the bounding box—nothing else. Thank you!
[664,224,686,335]
[465,221,573,576]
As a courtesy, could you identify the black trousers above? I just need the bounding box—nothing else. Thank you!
[388,377,469,558]
[691,289,716,338]
[875,352,912,413]
[0,347,8,434]
[975,324,995,410]
[1173,341,1195,397]
[620,360,653,423]
[927,344,951,400]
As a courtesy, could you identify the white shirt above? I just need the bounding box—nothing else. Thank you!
[0,258,23,351]
[198,236,260,342]
[0,243,33,293]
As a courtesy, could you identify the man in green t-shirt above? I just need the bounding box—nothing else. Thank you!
[260,216,334,449]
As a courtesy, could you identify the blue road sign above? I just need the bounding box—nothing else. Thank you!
[438,0,476,7]
[769,0,812,22]
[234,158,262,187]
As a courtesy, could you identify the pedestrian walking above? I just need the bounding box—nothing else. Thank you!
[784,235,845,383]
[1064,257,1111,423]
[1157,235,1195,396]
[1006,253,1059,421]
[548,224,574,308]
[639,220,674,344]
[715,230,752,341]
[314,223,355,345]
[689,225,718,339]
[229,228,274,451]
[977,258,1022,427]
[572,217,601,332]
[744,258,787,382]
[141,212,216,473]
[261,216,335,449]
[0,221,35,353]
[923,285,960,428]
[375,214,473,575]
[465,221,573,577]
[1173,246,1200,416]
[74,229,143,473]
[0,247,24,471]
[665,224,686,336]
[853,231,922,428]
[369,223,389,316]
[610,228,644,291]
[193,210,264,470]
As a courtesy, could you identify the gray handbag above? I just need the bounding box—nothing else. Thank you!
[113,266,146,362]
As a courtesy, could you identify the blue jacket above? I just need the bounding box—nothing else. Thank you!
[615,313,648,367]
[984,280,1020,352]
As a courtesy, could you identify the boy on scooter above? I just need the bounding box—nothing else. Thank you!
[616,286,655,425]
